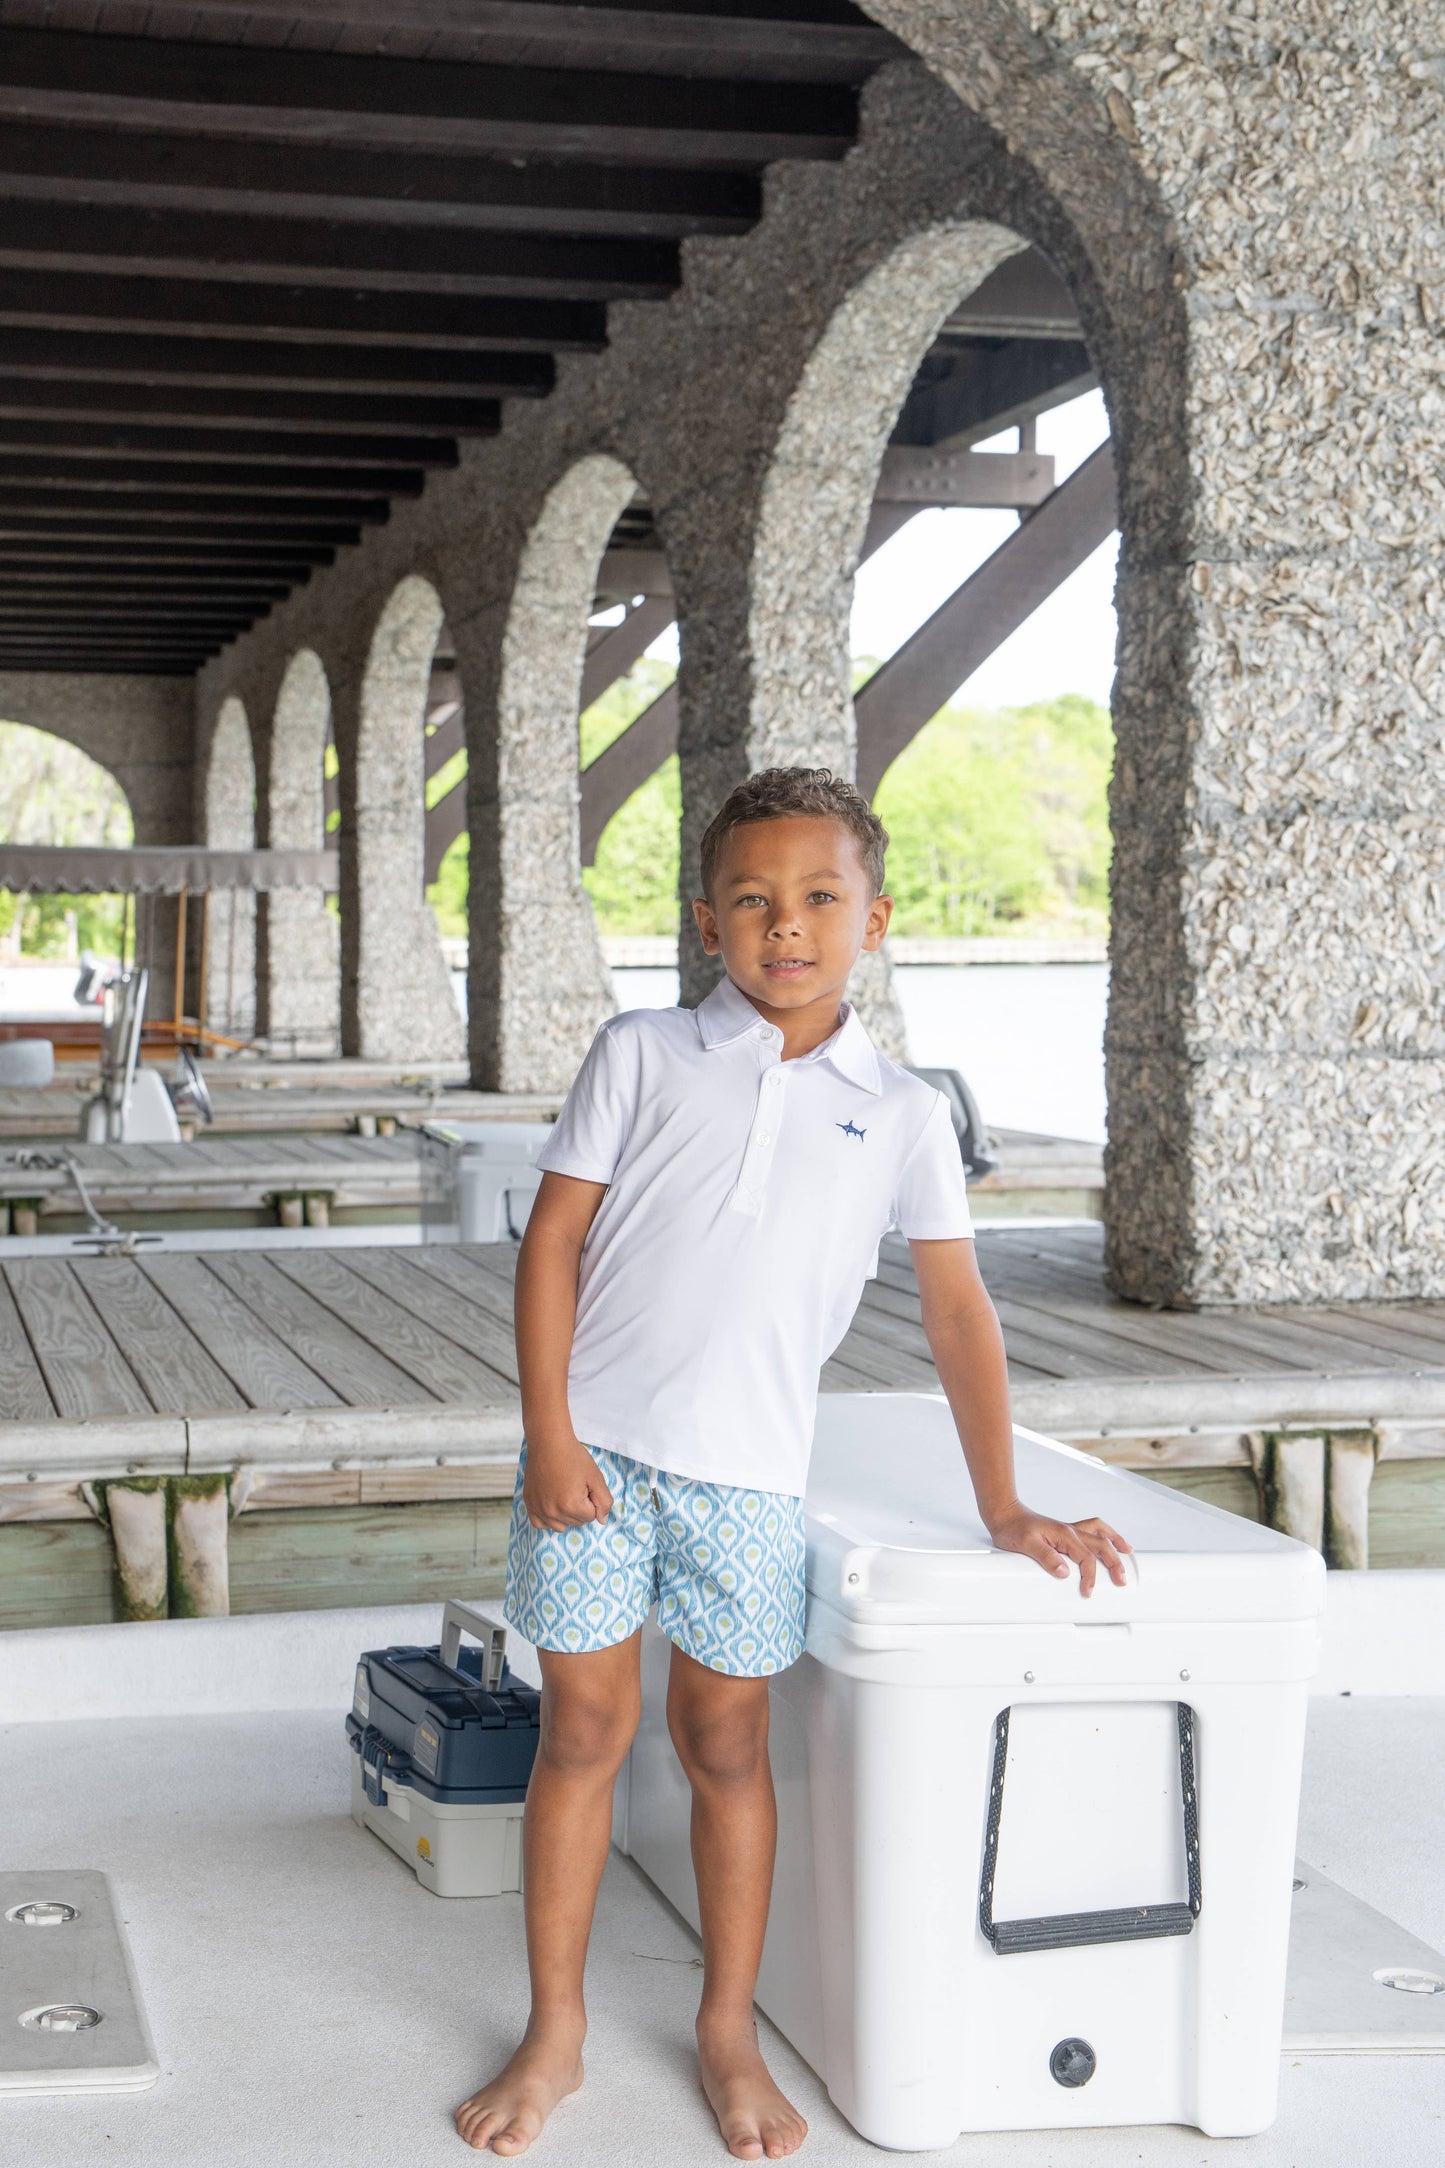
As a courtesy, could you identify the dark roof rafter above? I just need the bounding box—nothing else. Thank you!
[76,0,899,84]
[0,26,859,162]
[0,200,681,299]
[0,268,610,346]
[0,378,501,438]
[0,2,891,668]
[0,419,459,467]
[0,121,761,238]
[0,326,552,396]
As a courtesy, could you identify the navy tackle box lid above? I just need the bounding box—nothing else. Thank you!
[347,1600,541,1808]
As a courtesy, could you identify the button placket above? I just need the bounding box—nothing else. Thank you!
[732,1043,785,1215]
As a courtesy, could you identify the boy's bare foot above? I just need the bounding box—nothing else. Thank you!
[454,2026,585,2155]
[698,2018,808,2161]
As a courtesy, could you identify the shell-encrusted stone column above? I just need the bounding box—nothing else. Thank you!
[257,647,340,1059]
[202,694,257,1043]
[341,576,464,1064]
[451,455,623,1093]
[860,2,1445,1301]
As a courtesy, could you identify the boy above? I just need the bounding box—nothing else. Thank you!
[456,767,1128,2160]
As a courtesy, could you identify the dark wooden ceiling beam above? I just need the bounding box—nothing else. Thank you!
[0,662,206,675]
[0,269,608,348]
[0,656,220,668]
[0,509,367,542]
[0,626,255,640]
[890,339,1095,452]
[0,536,334,566]
[0,376,501,437]
[0,27,857,163]
[0,619,262,638]
[0,573,295,597]
[0,327,552,395]
[116,0,897,84]
[0,202,680,299]
[0,581,277,603]
[940,254,1082,343]
[0,122,760,237]
[0,460,412,502]
[0,634,217,647]
[0,417,457,467]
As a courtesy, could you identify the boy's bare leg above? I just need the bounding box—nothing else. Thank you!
[667,1649,808,2163]
[456,1635,641,2155]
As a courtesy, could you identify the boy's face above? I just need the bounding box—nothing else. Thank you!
[692,813,892,1018]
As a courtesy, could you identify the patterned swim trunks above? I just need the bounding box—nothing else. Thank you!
[504,1443,806,1678]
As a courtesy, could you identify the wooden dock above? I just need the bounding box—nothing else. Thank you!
[2,1225,1443,1626]
[0,1080,559,1141]
[0,1134,448,1231]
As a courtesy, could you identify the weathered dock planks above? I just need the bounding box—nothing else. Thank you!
[3,1224,1445,1625]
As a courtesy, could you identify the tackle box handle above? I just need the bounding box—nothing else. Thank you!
[439,1600,507,1691]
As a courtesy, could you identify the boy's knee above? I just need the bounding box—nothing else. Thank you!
[668,1692,769,1788]
[540,1686,638,1775]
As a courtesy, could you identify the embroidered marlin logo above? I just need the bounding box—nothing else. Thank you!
[836,1120,867,1143]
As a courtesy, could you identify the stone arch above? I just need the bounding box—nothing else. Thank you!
[460,451,632,1091]
[344,573,465,1063]
[258,647,340,1057]
[748,220,1027,773]
[203,694,256,1039]
[745,218,1032,1056]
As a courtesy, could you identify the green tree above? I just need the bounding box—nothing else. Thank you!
[578,656,682,935]
[874,694,1112,937]
[0,720,134,959]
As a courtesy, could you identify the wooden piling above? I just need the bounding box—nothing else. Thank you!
[99,1478,169,1622]
[167,1474,232,1618]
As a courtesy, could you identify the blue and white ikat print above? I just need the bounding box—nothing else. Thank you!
[504,1443,805,1678]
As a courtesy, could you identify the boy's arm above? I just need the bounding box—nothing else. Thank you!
[514,1170,614,1529]
[910,1237,1130,1597]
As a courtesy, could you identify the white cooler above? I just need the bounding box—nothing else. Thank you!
[615,1393,1325,2148]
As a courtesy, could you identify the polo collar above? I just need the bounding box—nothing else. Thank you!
[696,974,883,1096]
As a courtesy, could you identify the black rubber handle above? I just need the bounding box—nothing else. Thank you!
[979,1702,1202,1955]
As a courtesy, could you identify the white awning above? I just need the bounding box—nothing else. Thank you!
[0,845,339,895]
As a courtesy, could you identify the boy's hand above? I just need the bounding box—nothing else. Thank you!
[985,1503,1131,1596]
[523,1436,614,1532]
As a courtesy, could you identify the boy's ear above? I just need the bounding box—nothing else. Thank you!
[692,894,721,955]
[860,892,894,952]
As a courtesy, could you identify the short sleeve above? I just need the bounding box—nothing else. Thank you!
[891,1090,974,1240]
[536,1020,636,1186]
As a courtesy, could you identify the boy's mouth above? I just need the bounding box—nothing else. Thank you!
[762,958,813,979]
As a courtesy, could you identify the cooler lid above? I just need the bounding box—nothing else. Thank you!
[804,1394,1324,1625]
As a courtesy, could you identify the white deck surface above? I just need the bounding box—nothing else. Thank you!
[3,1609,1443,2168]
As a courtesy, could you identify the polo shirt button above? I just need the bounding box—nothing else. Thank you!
[756,1133,770,1146]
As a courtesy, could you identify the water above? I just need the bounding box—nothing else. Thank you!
[0,959,1106,1145]
[611,963,1108,1144]
[0,965,95,1021]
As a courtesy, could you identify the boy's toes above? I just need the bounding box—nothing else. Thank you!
[762,2111,807,2159]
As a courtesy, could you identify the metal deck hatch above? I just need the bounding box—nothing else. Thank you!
[0,1870,158,2095]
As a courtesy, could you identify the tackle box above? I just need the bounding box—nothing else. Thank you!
[347,1601,541,1898]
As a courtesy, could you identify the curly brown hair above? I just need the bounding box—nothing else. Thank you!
[698,766,888,900]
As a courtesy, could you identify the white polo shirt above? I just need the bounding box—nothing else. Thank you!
[535,973,973,1497]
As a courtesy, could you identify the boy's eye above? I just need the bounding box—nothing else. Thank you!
[808,891,837,905]
[734,893,767,908]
